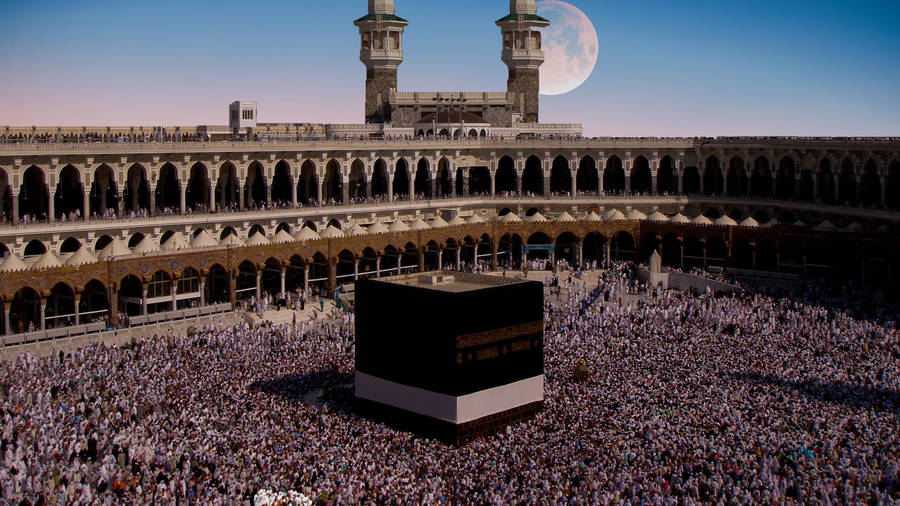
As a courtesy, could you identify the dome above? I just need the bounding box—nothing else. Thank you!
[625,209,647,221]
[429,216,449,228]
[670,213,690,224]
[0,253,28,273]
[388,220,410,232]
[739,217,760,228]
[295,227,321,242]
[65,247,98,267]
[525,211,548,223]
[555,211,576,223]
[409,218,430,231]
[320,225,344,239]
[369,0,394,15]
[510,0,536,14]
[714,215,738,227]
[499,212,522,223]
[647,211,668,222]
[161,233,189,251]
[32,251,63,270]
[604,209,626,222]
[466,214,485,224]
[190,230,219,249]
[246,232,271,246]
[346,224,368,236]
[98,238,131,259]
[691,215,713,225]
[132,236,159,255]
[582,211,603,222]
[220,233,245,248]
[447,216,467,226]
[367,222,389,234]
[272,229,295,244]
[814,220,837,231]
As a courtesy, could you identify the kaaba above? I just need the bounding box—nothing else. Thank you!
[354,271,544,445]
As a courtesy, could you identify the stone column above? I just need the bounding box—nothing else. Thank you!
[303,264,310,293]
[199,281,206,307]
[141,286,148,315]
[327,258,337,295]
[702,246,708,269]
[73,294,80,325]
[82,183,89,220]
[266,182,273,208]
[880,170,887,207]
[437,248,443,270]
[408,173,415,202]
[752,248,757,270]
[490,170,496,198]
[40,298,46,331]
[291,174,299,208]
[255,270,261,301]
[354,259,359,281]
[375,256,381,277]
[11,191,19,225]
[171,280,178,311]
[417,247,425,272]
[491,240,498,270]
[606,243,612,267]
[4,304,10,335]
[280,268,286,299]
[179,184,186,215]
[680,243,685,270]
[576,242,583,267]
[209,182,216,212]
[238,184,245,210]
[316,167,323,204]
[48,186,55,221]
[455,248,461,268]
[149,188,156,217]
[387,173,394,202]
[570,159,578,198]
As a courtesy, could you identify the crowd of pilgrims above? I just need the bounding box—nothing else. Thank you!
[0,263,898,505]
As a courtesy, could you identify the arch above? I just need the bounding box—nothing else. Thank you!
[261,258,283,297]
[271,160,293,206]
[682,166,700,195]
[327,218,342,230]
[469,167,491,194]
[661,233,680,268]
[706,237,728,268]
[468,129,478,139]
[45,282,76,329]
[756,241,777,271]
[582,232,605,266]
[838,158,858,205]
[424,240,441,271]
[438,157,453,197]
[147,270,173,313]
[630,156,652,195]
[93,235,113,252]
[380,246,400,275]
[349,159,367,201]
[442,238,459,270]
[522,155,544,196]
[750,156,772,198]
[861,159,881,208]
[775,156,796,200]
[611,231,635,261]
[55,164,83,220]
[205,264,230,305]
[554,232,577,266]
[79,279,109,324]
[657,156,677,195]
[24,239,47,257]
[798,167,814,202]
[576,156,598,195]
[118,274,143,317]
[392,158,410,200]
[186,162,210,212]
[336,250,357,281]
[0,242,7,258]
[248,224,266,239]
[414,158,432,198]
[550,155,571,195]
[726,157,747,197]
[703,156,723,196]
[603,156,626,193]
[322,160,344,204]
[372,158,389,199]
[236,260,258,301]
[297,160,318,205]
[0,167,11,223]
[59,237,82,254]
[456,167,465,196]
[124,164,150,215]
[496,156,517,195]
[90,164,119,217]
[216,162,240,210]
[731,239,753,270]
[220,226,238,240]
[156,163,181,213]
[888,160,900,210]
[285,256,306,293]
[9,286,40,333]
[127,232,145,249]
[818,158,836,204]
[245,161,267,209]
[176,267,202,309]
[359,248,378,278]
[19,165,49,221]
[275,222,293,235]
[308,252,329,292]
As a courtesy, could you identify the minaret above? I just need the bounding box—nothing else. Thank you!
[496,0,549,123]
[355,0,408,124]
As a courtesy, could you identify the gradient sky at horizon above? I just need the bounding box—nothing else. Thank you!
[1,0,898,136]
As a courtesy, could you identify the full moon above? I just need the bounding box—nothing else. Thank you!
[537,0,599,96]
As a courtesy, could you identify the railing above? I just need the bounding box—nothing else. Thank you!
[1,303,233,348]
[0,193,898,237]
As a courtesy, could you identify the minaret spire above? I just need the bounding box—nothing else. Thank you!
[497,1,549,123]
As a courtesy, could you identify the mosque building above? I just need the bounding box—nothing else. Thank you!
[0,0,897,344]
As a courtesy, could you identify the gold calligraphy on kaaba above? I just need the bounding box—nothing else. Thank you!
[456,321,543,349]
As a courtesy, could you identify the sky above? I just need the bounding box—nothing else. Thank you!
[1,0,899,137]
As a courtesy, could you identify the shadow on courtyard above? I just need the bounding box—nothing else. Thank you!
[728,372,899,414]
[248,370,356,414]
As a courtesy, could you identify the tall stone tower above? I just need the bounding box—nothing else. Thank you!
[496,0,549,123]
[355,0,408,124]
